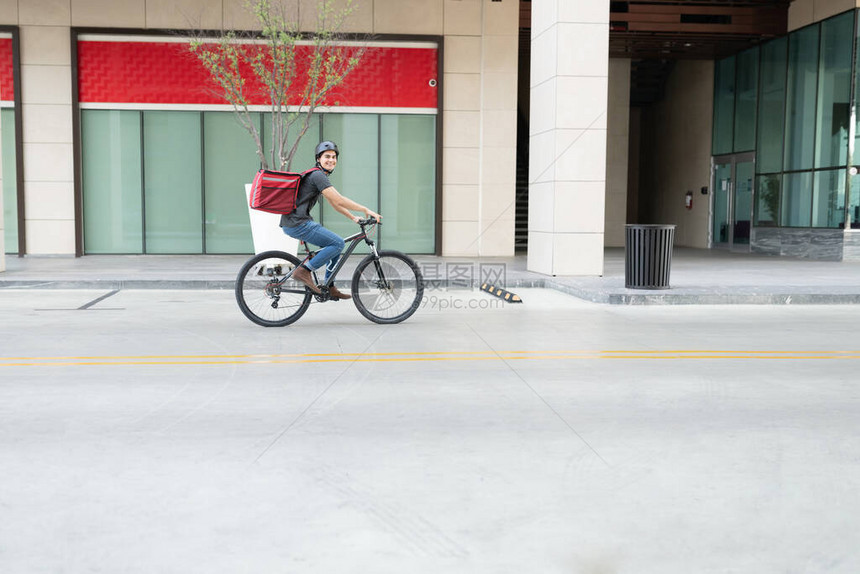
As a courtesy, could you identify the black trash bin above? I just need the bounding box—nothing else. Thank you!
[625,224,676,289]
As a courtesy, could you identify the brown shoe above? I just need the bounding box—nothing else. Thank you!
[328,285,352,300]
[292,265,321,294]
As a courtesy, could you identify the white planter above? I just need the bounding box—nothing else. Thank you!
[245,184,298,256]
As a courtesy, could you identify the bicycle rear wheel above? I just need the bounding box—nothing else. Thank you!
[351,250,424,324]
[235,250,312,327]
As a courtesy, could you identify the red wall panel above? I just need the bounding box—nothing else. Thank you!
[0,38,13,102]
[77,39,438,110]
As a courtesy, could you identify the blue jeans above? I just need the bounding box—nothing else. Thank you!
[282,221,345,281]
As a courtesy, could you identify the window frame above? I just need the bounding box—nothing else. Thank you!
[71,28,444,256]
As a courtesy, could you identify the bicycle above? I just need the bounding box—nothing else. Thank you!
[235,218,424,327]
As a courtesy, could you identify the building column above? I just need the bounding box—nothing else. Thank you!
[441,0,518,257]
[0,108,4,271]
[20,7,75,255]
[528,0,609,276]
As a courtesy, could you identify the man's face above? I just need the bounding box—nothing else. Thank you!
[319,150,338,171]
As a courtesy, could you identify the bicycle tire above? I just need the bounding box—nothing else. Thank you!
[235,250,312,327]
[351,250,424,324]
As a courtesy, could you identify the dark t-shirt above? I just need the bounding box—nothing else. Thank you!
[279,168,331,228]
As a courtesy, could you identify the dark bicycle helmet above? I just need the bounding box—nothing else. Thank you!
[315,140,339,160]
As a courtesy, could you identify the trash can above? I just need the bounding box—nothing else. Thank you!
[625,224,676,289]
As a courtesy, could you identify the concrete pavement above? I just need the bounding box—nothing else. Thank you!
[2,288,859,573]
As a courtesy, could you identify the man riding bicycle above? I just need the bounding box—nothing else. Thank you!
[280,141,382,300]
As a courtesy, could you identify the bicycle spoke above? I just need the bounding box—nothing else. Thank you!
[235,251,312,327]
[352,251,424,324]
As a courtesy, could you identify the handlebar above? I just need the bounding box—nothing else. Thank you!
[357,217,381,226]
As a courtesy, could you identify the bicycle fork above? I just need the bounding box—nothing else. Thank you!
[367,244,392,290]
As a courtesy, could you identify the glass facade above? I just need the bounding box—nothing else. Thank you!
[756,38,787,175]
[754,174,780,227]
[816,13,853,169]
[812,169,846,227]
[203,112,259,254]
[712,57,736,156]
[781,171,813,227]
[143,111,203,253]
[783,25,819,172]
[734,47,759,153]
[380,115,437,253]
[1,108,16,253]
[82,110,143,253]
[851,173,860,224]
[715,10,859,231]
[81,110,436,254]
[851,13,860,225]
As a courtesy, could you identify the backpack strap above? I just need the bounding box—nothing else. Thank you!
[300,166,321,178]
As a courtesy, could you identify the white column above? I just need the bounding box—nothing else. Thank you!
[20,3,75,255]
[477,0,518,256]
[528,0,609,276]
[441,0,518,256]
[0,107,4,271]
[441,0,483,256]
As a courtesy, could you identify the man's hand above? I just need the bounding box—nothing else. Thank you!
[365,209,382,222]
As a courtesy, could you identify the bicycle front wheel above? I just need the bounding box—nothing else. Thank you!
[235,250,312,327]
[351,250,424,324]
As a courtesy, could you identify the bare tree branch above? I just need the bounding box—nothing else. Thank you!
[188,0,370,171]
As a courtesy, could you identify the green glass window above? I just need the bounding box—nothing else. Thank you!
[781,171,813,227]
[784,25,820,171]
[712,56,736,156]
[815,12,853,169]
[733,160,754,246]
[812,168,845,228]
[734,47,758,153]
[754,174,780,227]
[143,111,202,253]
[713,162,732,243]
[322,114,380,253]
[756,38,787,174]
[854,11,860,165]
[1,108,17,253]
[380,114,436,253]
[82,110,143,253]
[850,172,860,228]
[81,109,437,255]
[202,112,258,254]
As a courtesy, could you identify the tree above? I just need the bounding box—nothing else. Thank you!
[758,174,780,226]
[189,0,366,171]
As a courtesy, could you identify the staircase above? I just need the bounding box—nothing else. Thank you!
[514,161,529,254]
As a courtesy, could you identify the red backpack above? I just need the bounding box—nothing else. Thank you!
[248,167,319,215]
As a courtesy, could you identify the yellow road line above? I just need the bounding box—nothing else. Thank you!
[2,349,858,361]
[2,349,859,367]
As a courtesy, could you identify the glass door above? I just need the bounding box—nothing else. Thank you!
[733,159,753,247]
[711,153,755,250]
[713,160,732,247]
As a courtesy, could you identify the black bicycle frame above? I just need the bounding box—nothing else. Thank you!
[309,226,380,287]
[279,222,381,292]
